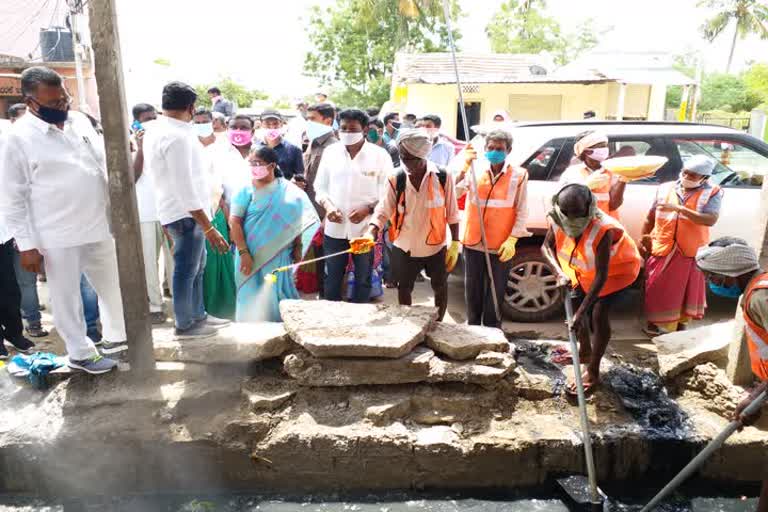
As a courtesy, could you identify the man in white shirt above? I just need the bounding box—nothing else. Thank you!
[315,108,393,303]
[416,115,455,168]
[144,81,231,340]
[131,103,170,325]
[0,67,126,374]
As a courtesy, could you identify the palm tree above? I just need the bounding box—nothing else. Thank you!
[699,0,768,73]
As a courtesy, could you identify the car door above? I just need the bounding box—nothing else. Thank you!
[670,135,768,247]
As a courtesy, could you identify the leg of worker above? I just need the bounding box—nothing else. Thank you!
[140,222,163,314]
[464,248,486,325]
[352,247,373,304]
[425,247,448,321]
[12,250,43,330]
[82,240,126,343]
[586,299,612,386]
[482,254,509,328]
[569,289,592,362]
[323,235,350,302]
[43,246,98,360]
[392,246,418,307]
[0,240,24,344]
[80,275,101,342]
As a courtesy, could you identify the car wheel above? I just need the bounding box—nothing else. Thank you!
[502,246,564,322]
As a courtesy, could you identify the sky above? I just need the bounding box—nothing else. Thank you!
[6,0,767,106]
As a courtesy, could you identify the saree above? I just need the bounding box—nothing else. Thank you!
[202,207,237,319]
[644,248,707,331]
[232,178,320,322]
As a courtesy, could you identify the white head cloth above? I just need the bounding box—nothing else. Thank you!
[574,131,609,157]
[696,242,761,277]
[683,154,716,176]
[397,128,433,159]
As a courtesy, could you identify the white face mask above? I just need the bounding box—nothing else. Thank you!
[195,122,213,138]
[588,147,610,162]
[339,131,364,146]
[680,174,704,189]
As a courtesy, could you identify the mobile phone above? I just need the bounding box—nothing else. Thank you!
[131,120,143,132]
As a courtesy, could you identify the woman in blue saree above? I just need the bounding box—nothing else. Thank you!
[229,145,320,322]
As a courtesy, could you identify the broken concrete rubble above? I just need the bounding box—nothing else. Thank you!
[425,323,509,360]
[280,300,438,358]
[653,321,732,380]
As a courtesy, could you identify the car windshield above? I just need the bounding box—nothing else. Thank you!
[674,138,768,187]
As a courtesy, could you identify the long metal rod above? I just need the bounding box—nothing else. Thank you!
[274,248,353,273]
[640,389,768,512]
[441,0,501,323]
[564,293,600,504]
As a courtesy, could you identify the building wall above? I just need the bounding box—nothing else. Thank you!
[399,81,664,138]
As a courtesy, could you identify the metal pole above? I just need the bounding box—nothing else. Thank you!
[640,389,767,512]
[88,0,155,375]
[67,1,89,113]
[564,294,600,505]
[441,0,502,323]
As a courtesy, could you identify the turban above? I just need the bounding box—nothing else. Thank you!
[683,154,716,176]
[574,131,609,157]
[696,242,760,277]
[397,128,433,159]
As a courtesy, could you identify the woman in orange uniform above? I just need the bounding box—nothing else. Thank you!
[696,238,767,512]
[641,155,723,336]
[542,184,642,394]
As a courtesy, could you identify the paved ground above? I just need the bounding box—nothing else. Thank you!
[15,275,739,365]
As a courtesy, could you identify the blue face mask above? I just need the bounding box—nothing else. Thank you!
[485,150,507,165]
[708,281,742,298]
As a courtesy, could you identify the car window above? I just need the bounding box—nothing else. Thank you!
[673,138,768,188]
[522,138,566,180]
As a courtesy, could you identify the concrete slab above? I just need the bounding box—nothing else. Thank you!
[280,300,438,358]
[153,322,290,364]
[426,323,509,360]
[653,321,733,380]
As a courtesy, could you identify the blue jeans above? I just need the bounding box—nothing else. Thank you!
[381,225,393,283]
[323,235,373,303]
[165,217,207,330]
[12,250,42,326]
[80,275,101,341]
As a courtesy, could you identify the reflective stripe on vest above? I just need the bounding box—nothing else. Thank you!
[389,171,447,246]
[745,324,768,360]
[742,272,768,381]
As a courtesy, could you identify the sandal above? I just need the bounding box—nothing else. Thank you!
[565,378,600,397]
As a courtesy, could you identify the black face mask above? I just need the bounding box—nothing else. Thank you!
[31,99,69,124]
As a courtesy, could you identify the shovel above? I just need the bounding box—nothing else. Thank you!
[557,291,605,511]
[639,388,767,512]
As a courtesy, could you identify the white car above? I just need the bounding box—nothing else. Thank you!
[467,121,768,322]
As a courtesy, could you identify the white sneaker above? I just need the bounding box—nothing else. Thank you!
[203,315,231,329]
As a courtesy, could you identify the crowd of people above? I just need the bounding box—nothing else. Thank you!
[0,67,765,425]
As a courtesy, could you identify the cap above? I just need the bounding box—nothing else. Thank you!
[683,154,716,176]
[260,109,283,121]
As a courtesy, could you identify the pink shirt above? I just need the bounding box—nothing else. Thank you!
[372,162,460,258]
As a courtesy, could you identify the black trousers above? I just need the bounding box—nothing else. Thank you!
[0,240,23,343]
[464,247,510,328]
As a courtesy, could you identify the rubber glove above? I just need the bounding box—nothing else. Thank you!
[463,143,477,172]
[349,236,375,255]
[497,236,518,263]
[585,171,610,191]
[445,241,461,272]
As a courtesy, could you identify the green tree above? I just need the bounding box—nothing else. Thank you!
[304,0,461,109]
[193,77,269,110]
[744,62,768,104]
[485,0,606,66]
[699,73,762,111]
[699,0,768,73]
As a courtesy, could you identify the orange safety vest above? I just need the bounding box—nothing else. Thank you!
[388,171,447,246]
[742,272,768,382]
[553,214,641,297]
[651,182,721,258]
[462,165,527,251]
[567,165,619,220]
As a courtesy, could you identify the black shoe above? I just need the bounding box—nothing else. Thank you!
[8,336,35,354]
[150,311,168,325]
[25,324,49,338]
[0,344,8,360]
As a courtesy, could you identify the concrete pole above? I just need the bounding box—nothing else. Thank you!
[67,2,88,113]
[615,82,626,121]
[87,0,155,375]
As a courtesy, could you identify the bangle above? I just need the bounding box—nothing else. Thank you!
[238,248,249,256]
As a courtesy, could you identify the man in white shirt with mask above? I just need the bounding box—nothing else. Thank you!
[315,108,392,303]
[0,66,126,374]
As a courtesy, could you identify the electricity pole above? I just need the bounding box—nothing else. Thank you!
[66,0,88,113]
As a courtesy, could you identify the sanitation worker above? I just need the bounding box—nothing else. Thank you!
[641,154,723,336]
[456,128,530,328]
[559,130,627,219]
[366,129,460,321]
[542,184,642,395]
[696,237,767,512]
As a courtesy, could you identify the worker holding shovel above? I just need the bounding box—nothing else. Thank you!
[542,184,642,395]
[696,237,768,512]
